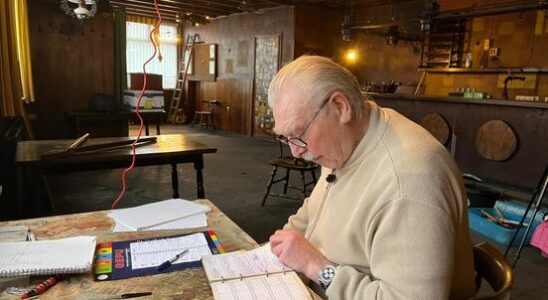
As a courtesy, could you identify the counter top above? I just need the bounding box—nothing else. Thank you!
[364,92,548,109]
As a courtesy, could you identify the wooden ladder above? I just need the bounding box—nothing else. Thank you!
[167,33,199,124]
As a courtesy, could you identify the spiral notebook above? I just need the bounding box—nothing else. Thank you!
[0,236,96,277]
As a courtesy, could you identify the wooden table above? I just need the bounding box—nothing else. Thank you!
[15,134,217,217]
[0,200,258,300]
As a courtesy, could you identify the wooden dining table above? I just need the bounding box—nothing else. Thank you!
[14,134,217,218]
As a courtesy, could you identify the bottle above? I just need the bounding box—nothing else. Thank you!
[465,52,473,68]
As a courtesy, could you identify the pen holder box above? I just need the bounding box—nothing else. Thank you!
[468,200,547,246]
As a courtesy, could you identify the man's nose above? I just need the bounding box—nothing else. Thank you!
[289,144,306,158]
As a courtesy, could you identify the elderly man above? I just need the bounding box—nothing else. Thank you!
[268,56,475,299]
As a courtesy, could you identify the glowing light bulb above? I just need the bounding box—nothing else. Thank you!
[346,49,357,63]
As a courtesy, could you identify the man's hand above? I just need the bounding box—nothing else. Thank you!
[269,229,330,283]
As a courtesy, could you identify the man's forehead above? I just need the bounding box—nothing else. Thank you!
[272,89,307,135]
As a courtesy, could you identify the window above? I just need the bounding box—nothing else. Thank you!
[126,22,179,89]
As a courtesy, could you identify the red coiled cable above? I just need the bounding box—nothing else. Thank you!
[112,0,162,209]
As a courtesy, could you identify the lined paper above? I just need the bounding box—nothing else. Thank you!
[210,272,312,300]
[130,233,212,270]
[203,244,287,282]
[0,236,96,277]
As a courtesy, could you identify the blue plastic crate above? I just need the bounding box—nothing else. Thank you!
[468,200,547,246]
[495,200,548,224]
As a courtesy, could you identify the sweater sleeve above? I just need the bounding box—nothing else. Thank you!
[326,198,456,300]
[283,197,310,233]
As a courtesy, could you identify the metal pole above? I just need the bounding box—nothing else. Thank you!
[504,165,548,267]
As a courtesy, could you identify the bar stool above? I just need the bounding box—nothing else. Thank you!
[191,100,220,129]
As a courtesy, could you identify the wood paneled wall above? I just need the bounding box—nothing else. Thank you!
[184,6,295,135]
[198,79,253,134]
[372,94,548,190]
[294,4,343,58]
[27,1,114,139]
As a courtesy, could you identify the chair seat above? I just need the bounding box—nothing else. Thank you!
[262,154,318,206]
[191,100,219,129]
[195,111,212,115]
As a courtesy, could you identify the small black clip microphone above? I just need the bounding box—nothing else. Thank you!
[326,173,336,183]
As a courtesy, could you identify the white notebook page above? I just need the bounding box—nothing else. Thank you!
[210,272,312,300]
[0,236,96,277]
[203,243,288,281]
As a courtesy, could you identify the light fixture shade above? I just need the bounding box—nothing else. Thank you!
[61,0,97,20]
[74,6,90,16]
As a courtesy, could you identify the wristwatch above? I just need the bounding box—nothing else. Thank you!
[318,264,337,289]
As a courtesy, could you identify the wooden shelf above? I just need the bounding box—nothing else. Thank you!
[418,67,548,73]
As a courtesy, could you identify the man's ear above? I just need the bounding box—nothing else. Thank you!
[330,91,352,124]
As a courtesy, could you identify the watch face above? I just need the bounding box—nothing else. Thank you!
[320,266,336,280]
[319,265,336,289]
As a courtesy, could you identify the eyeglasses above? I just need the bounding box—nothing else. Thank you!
[276,95,330,148]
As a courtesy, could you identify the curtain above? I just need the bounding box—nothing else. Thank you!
[0,0,24,117]
[126,15,165,63]
[127,15,157,25]
[126,22,179,89]
[0,0,34,138]
[114,10,127,104]
[13,0,34,103]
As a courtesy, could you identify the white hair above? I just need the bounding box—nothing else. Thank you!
[268,56,365,118]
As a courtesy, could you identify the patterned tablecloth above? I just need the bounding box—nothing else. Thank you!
[0,200,259,300]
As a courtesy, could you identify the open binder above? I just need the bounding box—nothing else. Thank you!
[202,244,313,300]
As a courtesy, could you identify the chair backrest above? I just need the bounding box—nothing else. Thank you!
[276,140,316,167]
[472,242,514,300]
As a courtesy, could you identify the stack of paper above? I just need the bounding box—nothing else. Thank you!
[109,199,210,232]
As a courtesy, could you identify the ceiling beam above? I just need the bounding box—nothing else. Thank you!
[110,0,240,17]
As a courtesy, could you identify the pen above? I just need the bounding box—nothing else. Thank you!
[156,249,188,272]
[113,292,153,299]
[20,276,60,299]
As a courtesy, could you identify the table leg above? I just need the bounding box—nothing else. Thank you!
[194,156,205,198]
[16,167,27,218]
[145,121,150,136]
[156,114,161,135]
[171,163,179,198]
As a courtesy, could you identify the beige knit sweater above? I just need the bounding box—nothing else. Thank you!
[284,101,476,299]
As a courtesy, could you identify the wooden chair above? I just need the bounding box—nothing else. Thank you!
[191,100,220,129]
[472,242,514,300]
[261,141,319,206]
